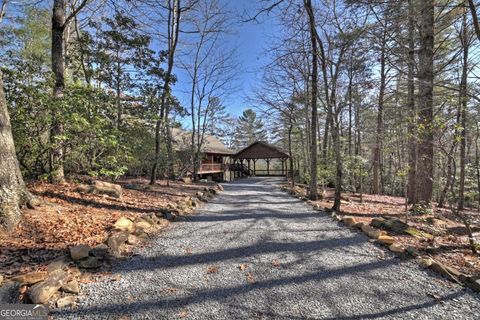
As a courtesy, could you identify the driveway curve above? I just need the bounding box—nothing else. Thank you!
[57,177,480,319]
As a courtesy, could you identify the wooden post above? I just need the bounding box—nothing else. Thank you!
[267,158,270,176]
[247,159,251,173]
[253,159,256,176]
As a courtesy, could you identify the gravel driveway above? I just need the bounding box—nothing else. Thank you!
[56,177,480,319]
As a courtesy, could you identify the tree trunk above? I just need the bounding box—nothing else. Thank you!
[416,0,435,206]
[50,0,66,184]
[151,0,180,185]
[0,72,31,230]
[373,22,387,195]
[458,6,469,210]
[407,0,417,204]
[304,0,318,201]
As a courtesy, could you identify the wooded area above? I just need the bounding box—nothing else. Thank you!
[0,0,480,259]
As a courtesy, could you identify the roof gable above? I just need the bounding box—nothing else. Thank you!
[234,141,289,159]
[171,128,234,155]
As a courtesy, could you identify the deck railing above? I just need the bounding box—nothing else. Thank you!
[199,163,223,172]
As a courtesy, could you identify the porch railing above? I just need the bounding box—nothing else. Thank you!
[199,163,223,172]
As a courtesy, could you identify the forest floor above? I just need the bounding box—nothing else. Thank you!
[54,177,480,319]
[290,186,480,278]
[0,178,209,278]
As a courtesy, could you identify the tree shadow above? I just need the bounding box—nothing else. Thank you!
[40,191,158,214]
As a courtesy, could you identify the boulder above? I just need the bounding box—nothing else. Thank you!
[69,245,91,261]
[342,216,357,227]
[75,184,93,193]
[406,246,421,257]
[127,234,140,245]
[68,267,82,278]
[56,296,76,308]
[11,271,48,285]
[404,227,433,239]
[17,272,47,287]
[179,176,192,184]
[463,277,480,293]
[382,218,409,233]
[29,269,68,304]
[377,235,395,245]
[164,211,177,221]
[431,261,461,282]
[90,244,109,259]
[420,258,434,268]
[139,216,156,226]
[190,197,200,207]
[91,181,122,198]
[354,222,364,229]
[389,243,405,253]
[370,218,385,229]
[134,231,148,239]
[206,187,217,195]
[47,258,69,273]
[114,217,136,233]
[76,256,102,269]
[196,191,204,197]
[135,220,153,231]
[61,280,80,294]
[368,229,387,239]
[361,224,384,239]
[107,232,129,257]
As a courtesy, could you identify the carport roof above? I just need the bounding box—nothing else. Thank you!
[233,141,289,159]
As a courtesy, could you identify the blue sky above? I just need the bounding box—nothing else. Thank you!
[173,0,280,122]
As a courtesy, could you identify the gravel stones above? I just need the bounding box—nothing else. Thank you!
[53,177,480,320]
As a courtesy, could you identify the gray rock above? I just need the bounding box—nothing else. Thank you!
[76,256,102,269]
[91,244,109,259]
[70,244,91,261]
[29,269,68,304]
[107,232,129,257]
[61,280,80,294]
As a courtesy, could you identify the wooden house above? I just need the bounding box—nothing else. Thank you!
[171,128,234,181]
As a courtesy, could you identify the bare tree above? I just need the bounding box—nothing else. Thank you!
[50,0,89,183]
[151,0,181,184]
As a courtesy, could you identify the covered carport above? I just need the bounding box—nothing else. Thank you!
[232,141,290,178]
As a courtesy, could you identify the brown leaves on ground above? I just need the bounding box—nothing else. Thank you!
[179,309,189,318]
[238,263,247,271]
[271,259,280,267]
[246,272,256,284]
[207,265,219,274]
[163,287,177,295]
[0,178,208,277]
[290,185,480,278]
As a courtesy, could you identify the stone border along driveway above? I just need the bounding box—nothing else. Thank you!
[55,177,480,320]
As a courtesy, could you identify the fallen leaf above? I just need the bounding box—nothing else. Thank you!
[163,287,177,294]
[111,274,122,282]
[271,259,280,267]
[238,264,247,271]
[246,272,255,284]
[179,309,188,318]
[127,295,136,302]
[207,265,219,274]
